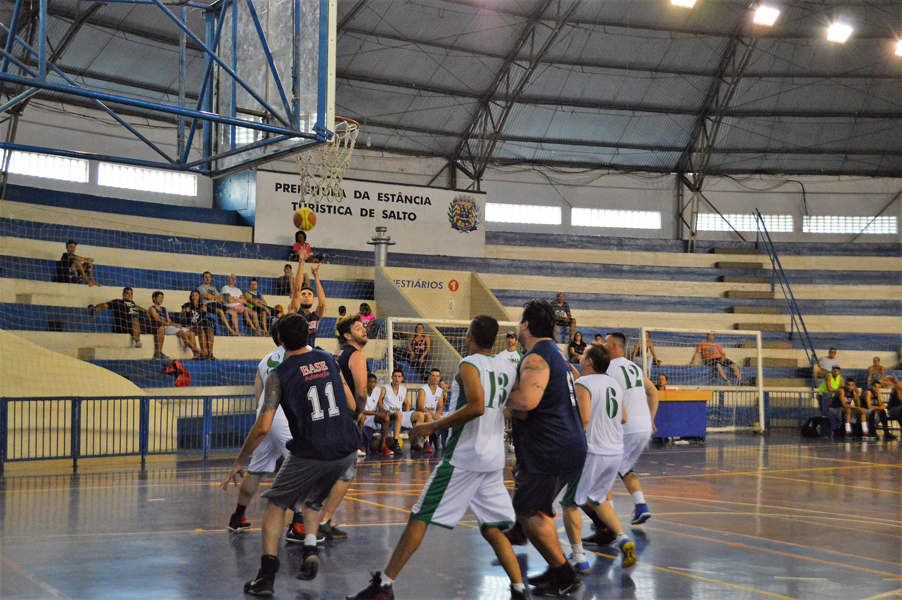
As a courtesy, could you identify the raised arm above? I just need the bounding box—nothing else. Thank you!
[286,249,308,314]
[311,263,326,318]
[506,353,549,412]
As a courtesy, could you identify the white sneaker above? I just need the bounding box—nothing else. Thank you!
[357,449,366,458]
[132,339,142,348]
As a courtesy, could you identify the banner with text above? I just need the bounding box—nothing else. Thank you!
[255,172,487,257]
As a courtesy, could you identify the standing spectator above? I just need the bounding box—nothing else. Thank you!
[274,264,295,297]
[862,381,897,441]
[197,271,229,333]
[148,291,202,359]
[866,357,886,389]
[630,331,662,367]
[288,231,313,262]
[60,240,100,287]
[496,331,524,367]
[813,348,840,380]
[551,292,576,343]
[182,290,216,360]
[221,273,263,336]
[334,305,347,339]
[690,333,742,384]
[408,323,431,380]
[91,287,146,348]
[816,365,844,413]
[568,331,587,365]
[246,278,272,334]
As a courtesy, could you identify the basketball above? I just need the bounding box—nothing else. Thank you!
[293,206,316,231]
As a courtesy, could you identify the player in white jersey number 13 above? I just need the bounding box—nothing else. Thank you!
[346,316,529,600]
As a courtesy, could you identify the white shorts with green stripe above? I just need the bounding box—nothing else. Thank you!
[410,462,515,531]
[573,452,621,506]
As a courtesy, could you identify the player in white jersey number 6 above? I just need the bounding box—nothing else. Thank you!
[347,316,529,600]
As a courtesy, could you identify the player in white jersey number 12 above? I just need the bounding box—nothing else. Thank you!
[347,316,529,600]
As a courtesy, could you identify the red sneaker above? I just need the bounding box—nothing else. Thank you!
[286,523,305,543]
[423,441,433,454]
[380,444,393,455]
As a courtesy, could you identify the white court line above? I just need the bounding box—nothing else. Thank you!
[667,566,720,574]
[774,577,828,581]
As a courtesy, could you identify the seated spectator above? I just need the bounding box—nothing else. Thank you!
[813,347,839,380]
[245,278,272,333]
[408,323,431,380]
[690,333,742,384]
[816,365,843,411]
[220,273,262,336]
[655,374,668,391]
[829,378,870,438]
[887,376,902,427]
[182,290,216,360]
[866,356,886,389]
[862,381,897,440]
[631,331,662,367]
[148,291,201,359]
[359,302,377,334]
[594,333,603,343]
[551,291,576,343]
[196,271,229,332]
[274,264,294,297]
[91,287,146,347]
[288,230,312,262]
[567,331,586,365]
[60,240,100,287]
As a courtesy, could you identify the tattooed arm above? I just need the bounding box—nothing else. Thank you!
[221,371,282,489]
[506,353,550,412]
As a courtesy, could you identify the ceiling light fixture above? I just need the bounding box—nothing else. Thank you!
[827,22,853,43]
[896,40,902,56]
[753,5,780,26]
[671,0,696,7]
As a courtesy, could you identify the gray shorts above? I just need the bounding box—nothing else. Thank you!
[828,407,845,421]
[262,452,357,512]
[339,458,358,482]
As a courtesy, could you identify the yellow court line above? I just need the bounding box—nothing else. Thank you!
[858,589,902,600]
[641,462,898,480]
[579,546,799,600]
[753,474,902,495]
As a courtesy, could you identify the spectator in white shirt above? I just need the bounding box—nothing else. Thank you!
[814,348,839,380]
[220,273,262,336]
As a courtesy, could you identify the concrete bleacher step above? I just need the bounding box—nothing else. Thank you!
[760,377,810,387]
[748,357,800,368]
[711,248,763,256]
[731,306,781,315]
[721,276,771,284]
[742,340,794,349]
[736,322,787,332]
[715,262,764,269]
[724,291,774,299]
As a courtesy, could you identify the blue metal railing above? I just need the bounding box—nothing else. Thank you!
[0,395,255,473]
[753,210,819,374]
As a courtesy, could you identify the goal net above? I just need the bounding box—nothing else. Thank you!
[629,327,765,432]
[368,317,521,405]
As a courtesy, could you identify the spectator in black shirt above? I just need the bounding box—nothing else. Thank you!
[61,240,100,287]
[552,292,576,343]
[274,264,309,297]
[91,287,147,348]
[182,290,216,359]
[567,331,586,365]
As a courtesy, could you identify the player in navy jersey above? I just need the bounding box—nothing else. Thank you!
[222,313,363,596]
[506,299,587,597]
[284,248,326,346]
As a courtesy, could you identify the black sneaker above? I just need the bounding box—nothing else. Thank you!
[392,440,403,456]
[883,431,897,441]
[318,520,348,540]
[511,584,531,600]
[296,546,320,581]
[244,572,274,597]
[526,568,554,586]
[346,571,395,599]
[582,528,616,546]
[228,513,252,532]
[285,523,325,543]
[531,574,584,597]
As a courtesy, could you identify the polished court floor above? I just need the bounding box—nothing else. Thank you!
[1,432,900,600]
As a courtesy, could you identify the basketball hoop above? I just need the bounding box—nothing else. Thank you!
[296,117,358,203]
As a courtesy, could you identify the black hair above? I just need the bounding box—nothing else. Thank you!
[608,332,627,348]
[430,368,441,375]
[336,315,361,342]
[270,317,281,346]
[152,291,164,302]
[846,378,855,384]
[123,286,133,294]
[392,367,404,376]
[283,264,292,270]
[584,343,612,374]
[829,347,837,352]
[202,271,212,277]
[338,305,347,315]
[277,313,309,351]
[66,239,76,246]
[249,277,258,284]
[367,372,377,381]
[469,315,498,350]
[521,299,555,339]
[295,231,306,242]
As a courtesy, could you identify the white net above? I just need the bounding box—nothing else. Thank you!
[628,327,765,432]
[295,117,358,203]
[367,318,521,401]
[0,198,375,398]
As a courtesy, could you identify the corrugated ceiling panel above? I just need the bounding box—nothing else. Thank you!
[715,117,902,154]
[705,153,902,175]
[729,76,902,116]
[491,140,681,169]
[363,123,459,157]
